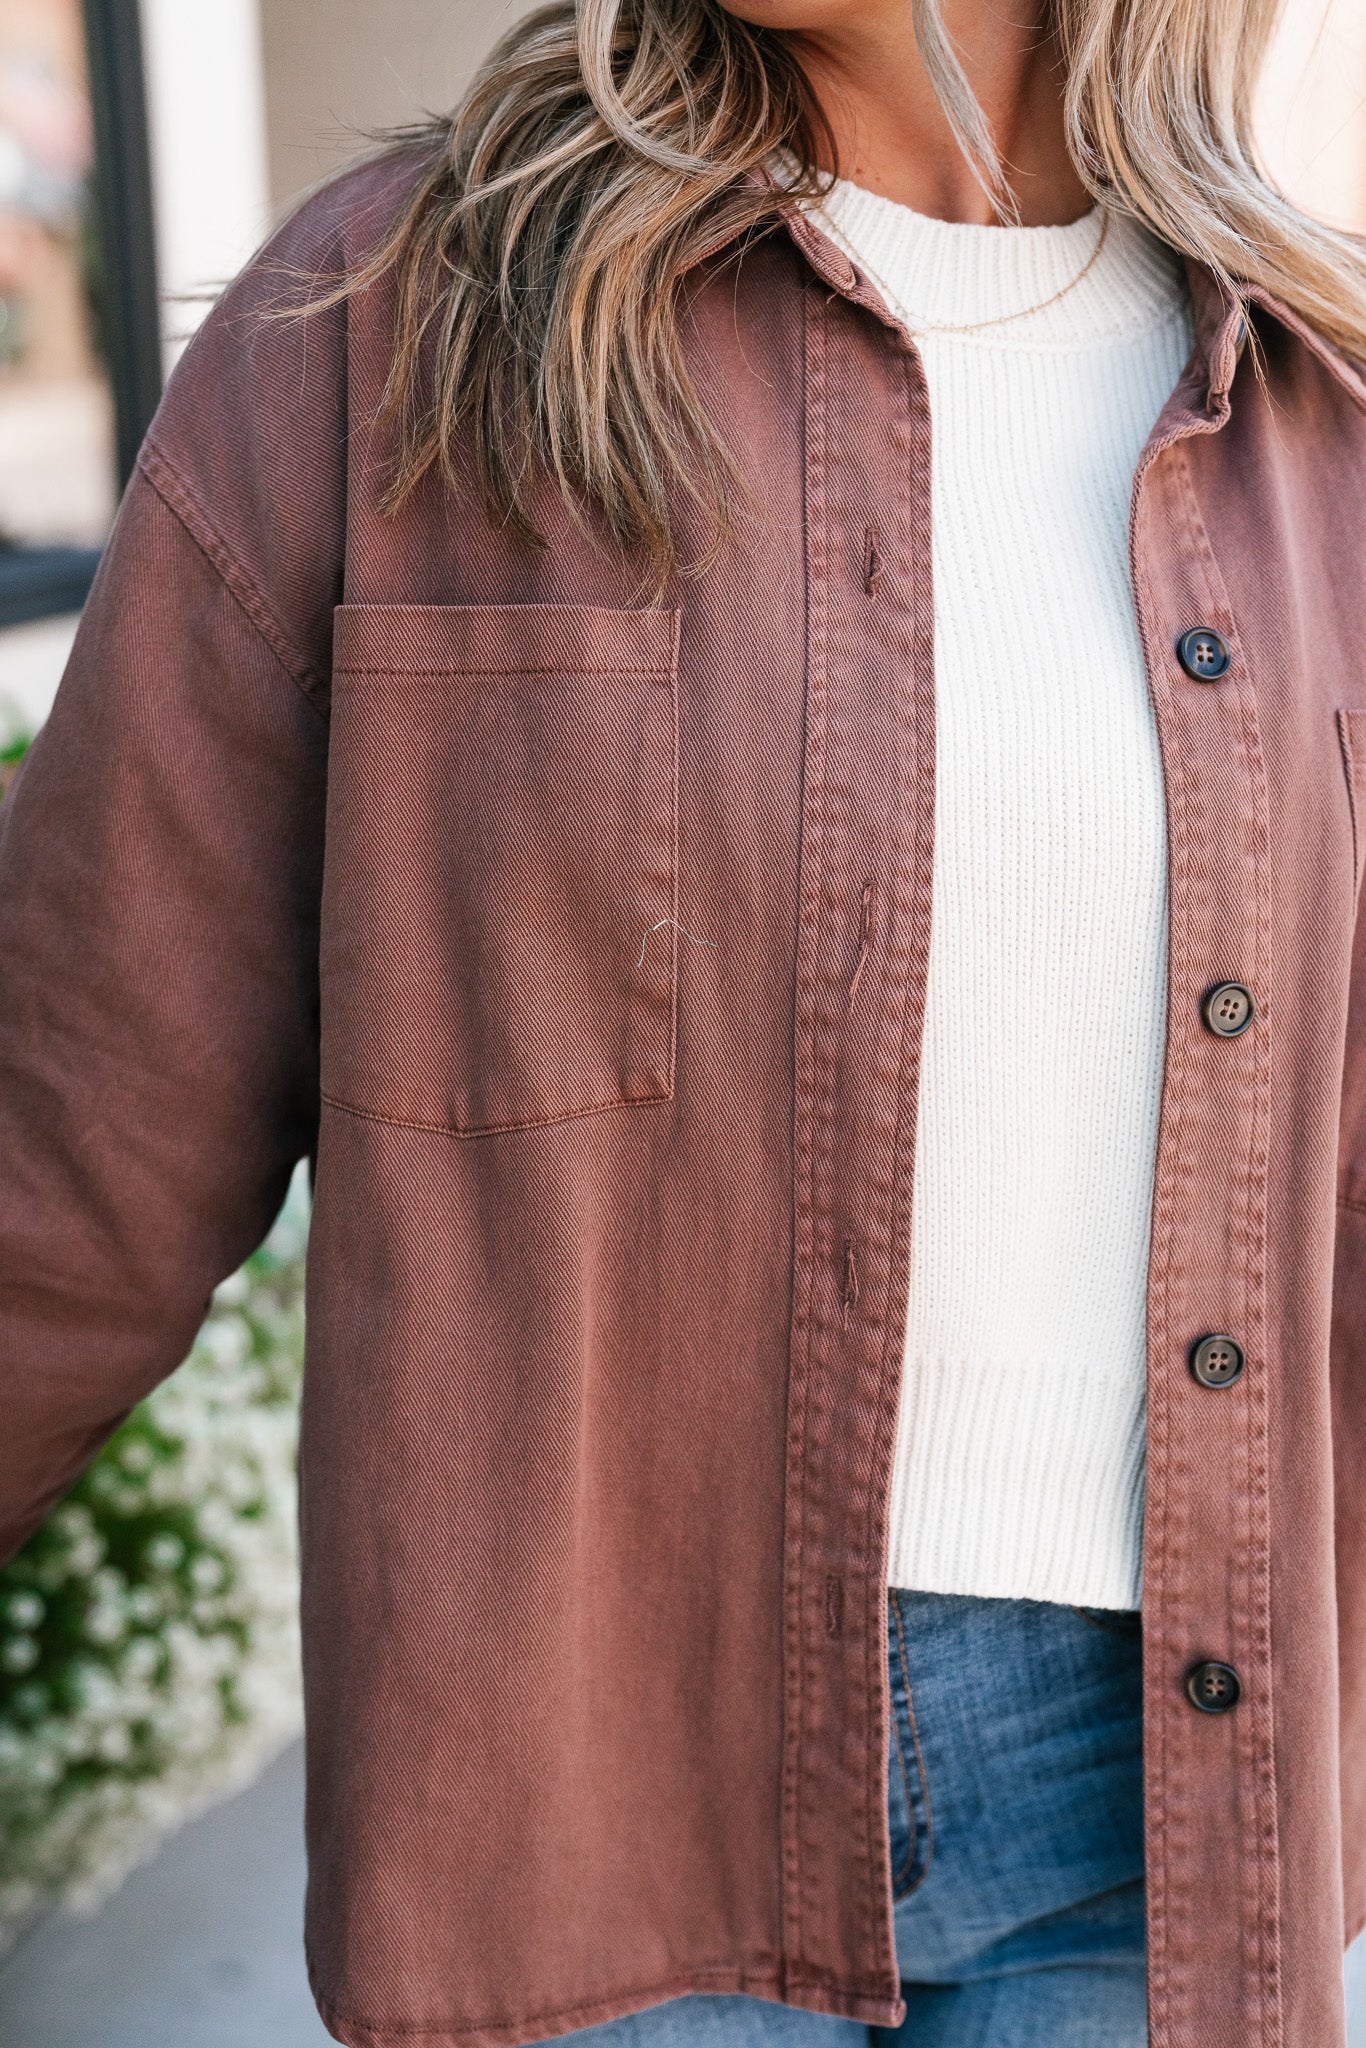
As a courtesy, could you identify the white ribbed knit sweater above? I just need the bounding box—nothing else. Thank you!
[807,181,1195,1611]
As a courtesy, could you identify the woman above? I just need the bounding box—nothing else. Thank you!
[2,0,1365,2041]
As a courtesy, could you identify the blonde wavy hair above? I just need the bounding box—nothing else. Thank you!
[333,0,1366,584]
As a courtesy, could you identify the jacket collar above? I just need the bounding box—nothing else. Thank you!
[684,161,1366,424]
[1240,278,1366,413]
[1183,256,1245,413]
[1185,261,1366,421]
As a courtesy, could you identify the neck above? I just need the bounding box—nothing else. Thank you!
[780,0,1090,227]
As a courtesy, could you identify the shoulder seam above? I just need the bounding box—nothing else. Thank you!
[138,439,331,718]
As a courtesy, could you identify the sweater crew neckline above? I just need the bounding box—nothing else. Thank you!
[808,177,1188,346]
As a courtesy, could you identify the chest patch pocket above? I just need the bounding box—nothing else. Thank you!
[321,602,680,1137]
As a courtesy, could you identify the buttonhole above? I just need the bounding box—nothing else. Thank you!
[841,1239,860,1330]
[847,880,877,1011]
[863,525,884,597]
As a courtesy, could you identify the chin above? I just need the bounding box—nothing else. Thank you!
[714,0,862,30]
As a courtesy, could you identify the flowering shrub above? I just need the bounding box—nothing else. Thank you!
[0,732,27,799]
[0,1152,309,1950]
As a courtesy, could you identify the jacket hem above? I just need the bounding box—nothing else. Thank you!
[309,1966,906,2046]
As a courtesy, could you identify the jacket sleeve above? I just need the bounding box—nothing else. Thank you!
[0,171,366,1561]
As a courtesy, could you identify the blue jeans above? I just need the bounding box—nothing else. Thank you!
[546,1590,1147,2045]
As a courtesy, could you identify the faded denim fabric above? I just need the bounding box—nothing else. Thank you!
[1348,1931,1366,2044]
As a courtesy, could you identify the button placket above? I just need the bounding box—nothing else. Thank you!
[777,282,933,2023]
[1129,423,1279,2036]
[1180,619,1256,1418]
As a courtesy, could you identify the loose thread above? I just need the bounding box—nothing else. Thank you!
[637,917,718,970]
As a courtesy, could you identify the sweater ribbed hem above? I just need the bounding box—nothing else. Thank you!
[886,1351,1147,1611]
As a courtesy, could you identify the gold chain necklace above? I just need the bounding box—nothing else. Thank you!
[805,197,1112,339]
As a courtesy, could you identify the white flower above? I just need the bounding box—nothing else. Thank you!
[50,1505,95,1540]
[143,1534,185,1573]
[124,1587,161,1626]
[118,1638,160,1682]
[82,1607,127,1648]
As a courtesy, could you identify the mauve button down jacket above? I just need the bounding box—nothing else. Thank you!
[3,149,1366,2048]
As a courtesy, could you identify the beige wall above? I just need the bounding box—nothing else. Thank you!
[259,0,532,214]
[1260,0,1366,228]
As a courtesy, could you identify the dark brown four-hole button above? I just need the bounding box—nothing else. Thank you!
[1177,626,1231,681]
[1186,1661,1241,1714]
[1202,981,1254,1037]
[1190,1332,1245,1388]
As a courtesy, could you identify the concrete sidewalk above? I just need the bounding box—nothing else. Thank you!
[0,1742,331,2048]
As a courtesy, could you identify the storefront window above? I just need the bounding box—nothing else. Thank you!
[0,0,113,551]
[0,0,158,626]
